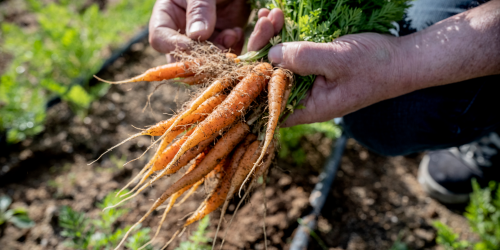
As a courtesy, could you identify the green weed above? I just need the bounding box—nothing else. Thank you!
[175,215,211,250]
[278,121,341,165]
[433,179,500,250]
[58,190,153,250]
[0,195,34,229]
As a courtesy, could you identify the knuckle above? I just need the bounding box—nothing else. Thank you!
[187,0,213,19]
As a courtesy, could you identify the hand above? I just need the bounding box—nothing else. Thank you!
[248,10,407,127]
[249,3,500,127]
[149,0,251,62]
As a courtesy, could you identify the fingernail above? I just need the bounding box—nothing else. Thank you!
[189,21,206,35]
[268,44,283,65]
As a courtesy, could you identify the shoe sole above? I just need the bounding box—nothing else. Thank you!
[418,154,470,204]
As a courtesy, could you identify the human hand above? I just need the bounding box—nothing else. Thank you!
[248,9,409,127]
[149,0,251,62]
[251,3,500,127]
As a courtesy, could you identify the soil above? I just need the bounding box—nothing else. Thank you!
[0,5,475,250]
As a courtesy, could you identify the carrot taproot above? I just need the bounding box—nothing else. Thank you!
[184,156,232,227]
[162,63,272,175]
[219,141,275,250]
[246,69,290,190]
[94,53,239,85]
[175,177,203,206]
[184,133,257,228]
[112,122,249,250]
[129,129,195,193]
[94,61,196,84]
[115,128,186,197]
[138,154,206,250]
[88,94,226,166]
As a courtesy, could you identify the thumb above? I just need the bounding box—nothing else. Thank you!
[186,0,216,41]
[268,42,335,77]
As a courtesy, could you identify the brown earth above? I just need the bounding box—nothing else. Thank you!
[0,22,475,250]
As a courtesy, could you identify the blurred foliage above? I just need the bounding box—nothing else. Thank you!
[278,121,341,165]
[175,215,211,250]
[0,0,155,143]
[59,189,153,250]
[434,180,500,250]
[0,195,35,229]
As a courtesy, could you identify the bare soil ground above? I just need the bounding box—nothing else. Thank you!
[0,37,474,250]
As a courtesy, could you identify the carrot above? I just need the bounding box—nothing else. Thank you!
[139,155,206,250]
[219,141,275,250]
[184,156,233,227]
[162,63,272,175]
[246,69,290,190]
[94,61,196,84]
[128,129,196,193]
[175,177,203,206]
[112,122,249,250]
[88,94,226,166]
[186,134,257,242]
[94,53,239,85]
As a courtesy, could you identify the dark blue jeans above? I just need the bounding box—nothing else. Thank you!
[343,0,500,156]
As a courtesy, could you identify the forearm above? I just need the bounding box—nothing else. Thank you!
[397,0,500,91]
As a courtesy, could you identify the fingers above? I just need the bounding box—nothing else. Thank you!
[186,0,217,40]
[149,0,192,54]
[211,28,244,53]
[281,76,339,127]
[268,42,341,77]
[257,8,270,18]
[267,8,284,34]
[247,8,284,51]
[248,17,274,51]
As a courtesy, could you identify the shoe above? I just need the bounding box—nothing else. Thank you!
[418,132,500,204]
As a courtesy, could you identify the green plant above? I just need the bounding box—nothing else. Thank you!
[0,0,155,143]
[433,180,500,250]
[175,215,211,250]
[58,190,153,250]
[0,195,35,229]
[278,121,341,165]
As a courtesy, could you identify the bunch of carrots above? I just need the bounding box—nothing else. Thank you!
[93,46,292,249]
[91,0,410,247]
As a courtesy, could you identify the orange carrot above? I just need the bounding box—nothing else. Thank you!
[218,141,275,250]
[88,94,226,166]
[94,53,239,85]
[94,61,197,84]
[139,154,206,250]
[184,134,257,227]
[145,93,227,136]
[248,69,290,188]
[184,158,232,227]
[112,122,249,250]
[162,63,272,174]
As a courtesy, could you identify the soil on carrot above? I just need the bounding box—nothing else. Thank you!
[0,36,475,249]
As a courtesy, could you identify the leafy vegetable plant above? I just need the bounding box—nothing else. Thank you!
[0,195,34,229]
[58,190,152,250]
[0,0,155,143]
[433,180,500,250]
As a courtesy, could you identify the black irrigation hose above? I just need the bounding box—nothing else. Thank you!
[290,132,347,250]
